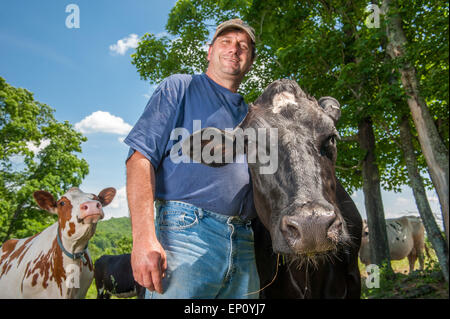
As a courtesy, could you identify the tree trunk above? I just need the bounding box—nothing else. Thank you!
[382,0,449,245]
[358,117,392,270]
[399,115,449,283]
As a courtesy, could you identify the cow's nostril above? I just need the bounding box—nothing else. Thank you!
[96,203,101,209]
[281,216,302,241]
[328,216,341,229]
[327,217,343,242]
[323,212,337,227]
[286,224,300,238]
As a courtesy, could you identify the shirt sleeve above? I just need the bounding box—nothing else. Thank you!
[124,75,187,169]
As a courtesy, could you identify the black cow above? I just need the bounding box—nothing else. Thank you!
[183,79,362,298]
[252,181,362,298]
[94,254,145,299]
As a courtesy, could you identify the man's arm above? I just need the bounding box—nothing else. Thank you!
[126,150,167,294]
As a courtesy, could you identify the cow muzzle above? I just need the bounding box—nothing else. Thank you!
[78,200,104,224]
[280,205,343,254]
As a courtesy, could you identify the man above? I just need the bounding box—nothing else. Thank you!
[124,19,259,299]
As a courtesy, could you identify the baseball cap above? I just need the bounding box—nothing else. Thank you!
[212,19,256,44]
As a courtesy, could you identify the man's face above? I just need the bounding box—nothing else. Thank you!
[207,29,254,80]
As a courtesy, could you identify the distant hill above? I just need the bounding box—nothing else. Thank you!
[96,216,132,235]
[88,217,132,262]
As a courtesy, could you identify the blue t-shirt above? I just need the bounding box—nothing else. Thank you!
[124,73,256,220]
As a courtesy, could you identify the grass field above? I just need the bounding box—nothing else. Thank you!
[359,249,449,299]
[85,278,137,299]
[83,217,448,299]
[84,250,448,299]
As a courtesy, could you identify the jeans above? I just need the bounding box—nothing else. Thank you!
[145,200,260,299]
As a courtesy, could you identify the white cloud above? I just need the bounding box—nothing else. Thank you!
[109,34,140,55]
[109,186,126,209]
[104,186,129,219]
[75,111,132,135]
[395,197,410,206]
[26,139,51,155]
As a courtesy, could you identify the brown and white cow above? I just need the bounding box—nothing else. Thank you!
[359,216,428,273]
[0,187,116,298]
[183,79,362,298]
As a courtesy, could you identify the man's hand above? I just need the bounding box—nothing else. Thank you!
[131,239,167,294]
[126,150,166,294]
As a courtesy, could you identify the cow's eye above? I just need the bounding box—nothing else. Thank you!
[59,201,65,206]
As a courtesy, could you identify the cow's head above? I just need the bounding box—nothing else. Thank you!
[33,187,116,246]
[183,79,349,259]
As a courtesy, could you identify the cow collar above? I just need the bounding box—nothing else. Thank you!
[56,226,88,263]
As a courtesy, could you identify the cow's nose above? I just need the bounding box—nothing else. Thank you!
[280,209,337,253]
[79,201,104,223]
[80,201,101,211]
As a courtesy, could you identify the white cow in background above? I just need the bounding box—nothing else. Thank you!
[359,216,429,273]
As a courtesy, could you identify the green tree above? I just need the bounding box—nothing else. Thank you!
[0,77,89,242]
[382,0,449,246]
[116,236,133,255]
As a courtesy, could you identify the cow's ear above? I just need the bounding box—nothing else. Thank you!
[98,188,116,207]
[318,96,341,123]
[182,127,246,167]
[33,191,58,214]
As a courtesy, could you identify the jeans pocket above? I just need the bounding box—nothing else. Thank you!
[158,206,198,230]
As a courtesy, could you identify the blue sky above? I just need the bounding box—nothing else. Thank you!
[0,1,444,228]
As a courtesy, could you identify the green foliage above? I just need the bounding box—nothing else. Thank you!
[400,0,449,148]
[0,77,89,242]
[131,33,207,84]
[89,217,133,262]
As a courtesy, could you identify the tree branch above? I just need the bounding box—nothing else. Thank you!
[373,118,402,149]
[336,163,362,171]
[340,134,359,142]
